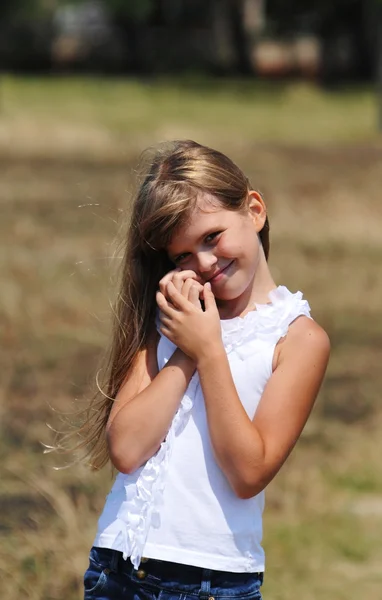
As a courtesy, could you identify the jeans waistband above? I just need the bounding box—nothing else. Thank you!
[93,547,263,584]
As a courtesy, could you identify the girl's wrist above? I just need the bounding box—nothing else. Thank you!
[171,348,196,375]
[195,342,226,370]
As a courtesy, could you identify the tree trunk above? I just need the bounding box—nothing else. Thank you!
[377,4,382,131]
[227,0,254,76]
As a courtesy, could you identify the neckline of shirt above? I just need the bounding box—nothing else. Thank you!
[219,284,281,325]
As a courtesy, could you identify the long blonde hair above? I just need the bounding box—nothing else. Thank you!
[79,140,270,469]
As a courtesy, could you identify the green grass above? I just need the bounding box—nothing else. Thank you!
[0,76,379,154]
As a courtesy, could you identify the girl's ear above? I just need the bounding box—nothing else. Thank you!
[247,191,267,232]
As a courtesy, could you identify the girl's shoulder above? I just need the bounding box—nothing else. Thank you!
[275,314,330,371]
[287,314,330,350]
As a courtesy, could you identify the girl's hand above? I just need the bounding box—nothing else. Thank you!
[159,269,204,312]
[159,268,201,300]
[156,281,223,362]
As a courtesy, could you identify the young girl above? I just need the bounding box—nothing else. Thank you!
[83,140,330,599]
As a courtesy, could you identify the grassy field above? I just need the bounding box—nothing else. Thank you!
[1,76,382,600]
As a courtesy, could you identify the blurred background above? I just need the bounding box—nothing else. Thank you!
[1,1,382,599]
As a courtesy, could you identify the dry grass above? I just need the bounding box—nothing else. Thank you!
[1,76,382,599]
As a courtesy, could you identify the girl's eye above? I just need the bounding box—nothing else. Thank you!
[205,231,221,243]
[174,253,190,264]
[173,232,222,263]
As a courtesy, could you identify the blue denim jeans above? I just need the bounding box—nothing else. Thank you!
[84,547,264,600]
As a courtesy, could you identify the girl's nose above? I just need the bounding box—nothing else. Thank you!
[196,252,218,273]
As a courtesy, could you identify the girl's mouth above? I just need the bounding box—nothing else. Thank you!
[209,261,234,283]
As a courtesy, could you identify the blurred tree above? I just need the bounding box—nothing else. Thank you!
[104,0,255,74]
[101,0,153,72]
[223,0,254,75]
[0,0,52,18]
[0,0,31,18]
[49,0,255,74]
[377,0,382,130]
[0,0,380,89]
[0,0,54,71]
[51,0,154,72]
[267,0,373,81]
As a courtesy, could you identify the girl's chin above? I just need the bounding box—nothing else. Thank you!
[212,278,252,302]
[213,287,245,302]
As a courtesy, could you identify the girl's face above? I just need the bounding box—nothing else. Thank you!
[166,192,267,304]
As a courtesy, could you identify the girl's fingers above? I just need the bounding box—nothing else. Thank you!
[172,270,199,293]
[159,273,174,296]
[159,315,172,328]
[172,272,184,293]
[175,269,198,280]
[159,269,199,296]
[158,269,180,295]
[180,278,198,299]
[166,281,189,310]
[188,283,201,307]
[167,272,199,298]
[180,278,192,298]
[179,278,203,306]
[156,291,177,318]
[203,282,217,311]
[181,277,203,295]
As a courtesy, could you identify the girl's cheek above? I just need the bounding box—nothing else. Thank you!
[216,237,235,257]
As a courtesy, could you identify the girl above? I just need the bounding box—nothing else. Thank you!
[83,140,330,599]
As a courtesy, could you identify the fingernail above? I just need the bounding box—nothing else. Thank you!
[205,282,211,290]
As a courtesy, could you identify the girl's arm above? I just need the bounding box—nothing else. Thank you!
[106,337,195,474]
[196,315,330,499]
[107,269,201,474]
[157,281,330,499]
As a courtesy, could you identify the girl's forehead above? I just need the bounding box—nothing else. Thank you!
[189,194,223,220]
[180,197,226,231]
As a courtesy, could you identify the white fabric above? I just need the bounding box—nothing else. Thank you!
[93,286,311,572]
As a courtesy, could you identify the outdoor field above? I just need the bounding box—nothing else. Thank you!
[1,76,382,600]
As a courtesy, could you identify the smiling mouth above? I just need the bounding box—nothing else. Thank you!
[208,261,234,282]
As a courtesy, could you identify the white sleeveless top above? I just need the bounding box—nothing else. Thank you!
[93,286,311,572]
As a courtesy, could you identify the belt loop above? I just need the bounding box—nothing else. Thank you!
[199,569,212,600]
[110,550,120,573]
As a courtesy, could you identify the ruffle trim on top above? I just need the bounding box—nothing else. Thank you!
[112,286,310,567]
[113,372,199,568]
[220,285,311,359]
